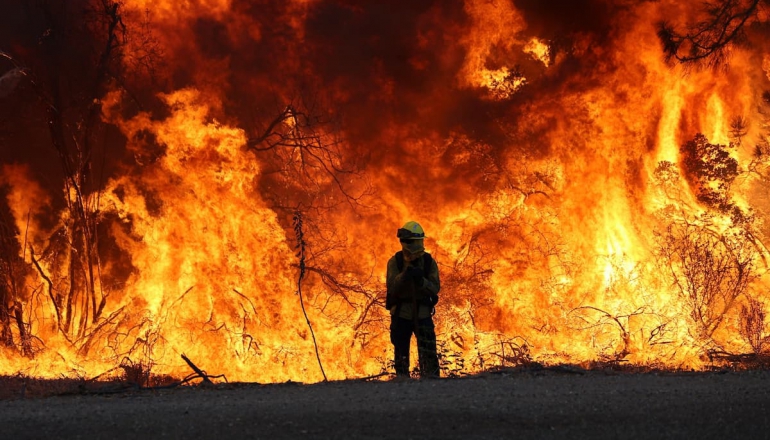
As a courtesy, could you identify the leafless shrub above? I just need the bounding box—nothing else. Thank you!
[569,305,647,362]
[496,339,532,367]
[119,356,153,388]
[655,221,756,342]
[739,296,770,354]
[466,335,534,372]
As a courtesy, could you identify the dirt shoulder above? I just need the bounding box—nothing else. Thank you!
[1,369,769,439]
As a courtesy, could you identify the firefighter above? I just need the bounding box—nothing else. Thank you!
[385,221,441,378]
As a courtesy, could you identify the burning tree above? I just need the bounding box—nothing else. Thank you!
[0,0,159,358]
[652,132,766,355]
[0,206,35,355]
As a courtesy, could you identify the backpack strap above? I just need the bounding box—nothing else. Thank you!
[395,251,404,271]
[422,253,433,270]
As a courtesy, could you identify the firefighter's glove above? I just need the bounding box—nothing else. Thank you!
[407,266,424,286]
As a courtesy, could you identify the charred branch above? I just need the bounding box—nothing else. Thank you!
[246,100,370,211]
[29,245,61,332]
[293,212,327,382]
[302,264,385,340]
[569,305,651,360]
[707,350,770,369]
[181,353,212,384]
[0,215,24,351]
[657,0,764,66]
[495,338,534,368]
[77,305,126,356]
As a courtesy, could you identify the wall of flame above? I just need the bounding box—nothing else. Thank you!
[1,0,770,382]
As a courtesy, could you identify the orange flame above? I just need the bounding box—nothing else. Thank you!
[2,0,770,382]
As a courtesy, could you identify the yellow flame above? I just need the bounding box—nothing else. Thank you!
[524,38,550,66]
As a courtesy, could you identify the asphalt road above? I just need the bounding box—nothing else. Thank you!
[2,370,770,439]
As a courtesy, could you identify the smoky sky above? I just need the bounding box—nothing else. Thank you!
[513,0,616,39]
[0,0,639,200]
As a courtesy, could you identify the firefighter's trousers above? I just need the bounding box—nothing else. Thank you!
[390,316,439,378]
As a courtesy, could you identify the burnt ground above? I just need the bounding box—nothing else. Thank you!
[1,368,770,439]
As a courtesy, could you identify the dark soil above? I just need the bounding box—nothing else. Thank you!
[1,368,769,439]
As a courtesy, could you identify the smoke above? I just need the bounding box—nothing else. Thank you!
[0,67,25,98]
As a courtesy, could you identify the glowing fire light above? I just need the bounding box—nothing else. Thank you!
[1,0,770,384]
[524,38,550,66]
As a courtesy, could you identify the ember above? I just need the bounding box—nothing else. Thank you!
[1,0,770,384]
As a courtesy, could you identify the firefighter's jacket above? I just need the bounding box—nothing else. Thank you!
[386,251,440,320]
